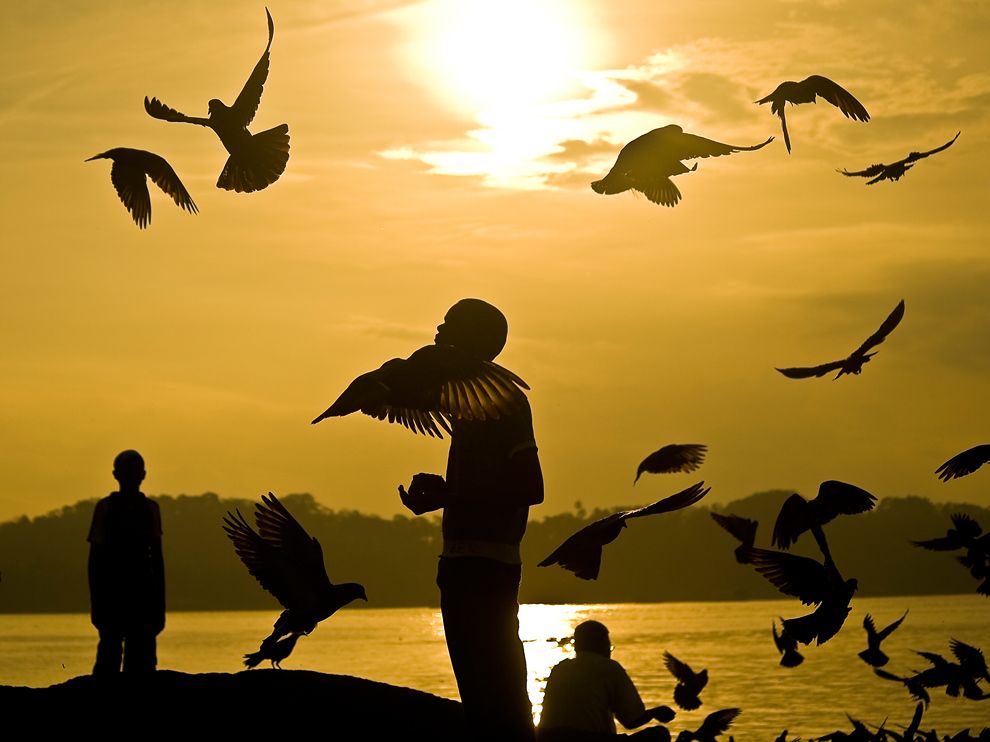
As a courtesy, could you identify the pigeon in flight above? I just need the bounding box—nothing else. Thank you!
[144,8,289,192]
[876,639,990,704]
[710,512,758,564]
[756,75,869,153]
[772,480,877,555]
[859,610,908,667]
[664,652,708,711]
[635,444,707,484]
[674,708,740,742]
[936,445,990,481]
[776,299,904,380]
[86,148,197,229]
[912,514,990,597]
[747,546,858,646]
[311,344,529,438]
[538,482,710,580]
[222,493,367,666]
[772,618,804,668]
[839,132,960,184]
[591,125,772,207]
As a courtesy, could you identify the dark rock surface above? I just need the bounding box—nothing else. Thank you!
[0,670,465,736]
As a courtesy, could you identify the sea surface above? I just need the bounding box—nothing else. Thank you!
[1,595,987,738]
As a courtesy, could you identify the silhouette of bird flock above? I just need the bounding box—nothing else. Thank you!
[77,6,986,740]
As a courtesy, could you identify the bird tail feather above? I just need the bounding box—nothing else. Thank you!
[217,124,290,193]
[243,649,266,668]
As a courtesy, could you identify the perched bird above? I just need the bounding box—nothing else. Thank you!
[635,444,707,483]
[243,632,300,669]
[538,482,710,580]
[772,618,805,668]
[936,445,990,481]
[311,344,529,438]
[86,148,197,229]
[772,481,877,554]
[747,546,857,646]
[839,132,960,184]
[145,8,289,192]
[674,708,740,742]
[710,512,758,564]
[859,610,908,667]
[664,652,708,711]
[756,75,869,153]
[591,125,772,207]
[222,493,367,666]
[776,299,905,380]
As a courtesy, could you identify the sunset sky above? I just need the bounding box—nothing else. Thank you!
[2,0,988,524]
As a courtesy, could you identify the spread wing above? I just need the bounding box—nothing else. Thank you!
[311,345,529,438]
[669,131,774,160]
[622,481,711,520]
[635,443,707,482]
[838,163,886,178]
[144,96,210,126]
[537,512,626,580]
[695,709,741,739]
[904,132,960,164]
[775,360,846,379]
[772,494,812,549]
[851,299,905,358]
[950,639,987,674]
[877,610,908,641]
[748,547,829,605]
[805,75,870,121]
[936,445,990,481]
[814,480,878,521]
[109,160,152,229]
[663,651,697,682]
[540,484,708,578]
[231,7,274,128]
[710,512,758,546]
[222,492,332,610]
[140,151,198,215]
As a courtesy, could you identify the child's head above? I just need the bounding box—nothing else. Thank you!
[435,298,508,361]
[573,620,611,657]
[113,450,146,491]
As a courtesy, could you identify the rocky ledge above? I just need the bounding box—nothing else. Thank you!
[0,670,465,736]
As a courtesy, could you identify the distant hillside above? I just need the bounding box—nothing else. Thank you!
[0,491,986,613]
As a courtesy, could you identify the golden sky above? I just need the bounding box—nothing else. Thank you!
[1,0,988,523]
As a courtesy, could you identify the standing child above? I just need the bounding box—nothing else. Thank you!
[87,449,165,674]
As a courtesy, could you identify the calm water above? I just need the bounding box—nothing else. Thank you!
[1,595,987,738]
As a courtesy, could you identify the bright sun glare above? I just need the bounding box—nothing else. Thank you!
[396,0,605,186]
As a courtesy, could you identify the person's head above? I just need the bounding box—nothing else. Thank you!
[113,450,146,491]
[434,298,508,361]
[573,620,611,657]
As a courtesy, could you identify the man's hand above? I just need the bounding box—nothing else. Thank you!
[398,473,448,515]
[647,705,676,724]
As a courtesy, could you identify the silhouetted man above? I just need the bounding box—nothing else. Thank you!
[539,621,675,742]
[401,298,544,742]
[88,450,165,674]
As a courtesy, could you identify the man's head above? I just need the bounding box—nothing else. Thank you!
[434,298,508,361]
[573,620,611,657]
[113,450,146,491]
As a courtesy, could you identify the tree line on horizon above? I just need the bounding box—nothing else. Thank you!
[0,491,986,613]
